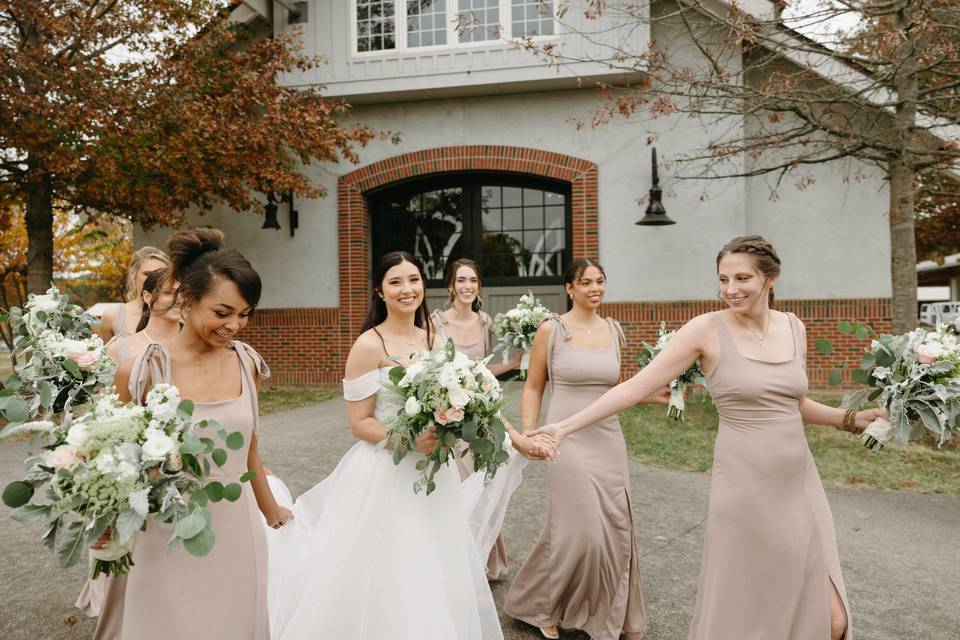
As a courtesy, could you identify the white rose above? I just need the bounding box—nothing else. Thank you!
[404,396,422,417]
[448,385,471,409]
[116,460,138,481]
[115,442,142,465]
[95,453,118,474]
[398,361,425,388]
[65,423,91,450]
[505,308,522,319]
[29,294,59,313]
[142,431,177,462]
[916,342,944,364]
[46,445,83,469]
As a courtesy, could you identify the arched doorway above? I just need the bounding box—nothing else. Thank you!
[368,172,571,315]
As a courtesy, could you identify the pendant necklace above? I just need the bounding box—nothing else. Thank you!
[736,311,770,346]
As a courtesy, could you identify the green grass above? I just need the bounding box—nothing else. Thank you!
[619,392,960,495]
[258,385,339,415]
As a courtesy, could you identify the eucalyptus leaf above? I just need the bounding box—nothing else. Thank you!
[182,526,216,557]
[10,503,53,523]
[205,481,224,502]
[211,448,228,467]
[2,480,34,508]
[852,368,870,385]
[0,397,30,424]
[174,511,207,540]
[3,373,22,390]
[61,358,82,380]
[177,399,195,417]
[116,509,145,545]
[828,370,843,386]
[813,339,833,355]
[189,489,209,507]
[225,431,244,451]
[854,325,870,341]
[223,483,242,502]
[179,434,207,455]
[860,353,876,369]
[837,321,853,334]
[38,381,53,408]
[54,520,86,568]
[239,471,257,483]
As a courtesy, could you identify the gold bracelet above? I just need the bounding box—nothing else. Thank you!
[841,409,858,433]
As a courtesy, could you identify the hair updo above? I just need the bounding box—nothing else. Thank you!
[165,229,262,310]
[716,235,781,305]
[562,258,606,288]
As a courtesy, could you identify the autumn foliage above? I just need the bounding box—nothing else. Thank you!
[0,1,376,293]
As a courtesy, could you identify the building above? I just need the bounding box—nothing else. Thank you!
[139,0,893,385]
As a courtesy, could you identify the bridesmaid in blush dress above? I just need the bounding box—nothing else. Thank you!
[106,229,291,639]
[97,247,170,340]
[505,259,666,640]
[533,237,886,640]
[430,258,526,580]
[76,268,182,639]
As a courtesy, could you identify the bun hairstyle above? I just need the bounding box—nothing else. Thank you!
[124,246,171,301]
[445,258,483,312]
[165,229,262,311]
[716,235,782,305]
[361,251,433,348]
[562,258,606,288]
[135,268,170,333]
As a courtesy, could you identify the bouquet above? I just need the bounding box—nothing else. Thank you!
[0,286,114,425]
[384,339,509,495]
[492,291,551,378]
[636,322,705,420]
[840,323,960,451]
[1,384,253,578]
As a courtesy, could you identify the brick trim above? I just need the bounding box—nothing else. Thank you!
[336,145,599,376]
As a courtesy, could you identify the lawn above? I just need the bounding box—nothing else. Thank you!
[258,385,339,415]
[619,392,960,495]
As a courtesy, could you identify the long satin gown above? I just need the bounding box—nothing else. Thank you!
[689,312,852,639]
[504,315,646,640]
[118,342,271,639]
[432,307,510,581]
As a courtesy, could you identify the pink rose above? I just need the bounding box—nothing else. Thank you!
[446,407,465,423]
[70,351,98,371]
[434,410,449,425]
[46,445,83,469]
[916,343,943,365]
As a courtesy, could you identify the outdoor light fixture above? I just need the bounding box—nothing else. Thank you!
[262,192,281,230]
[281,191,300,237]
[635,147,676,226]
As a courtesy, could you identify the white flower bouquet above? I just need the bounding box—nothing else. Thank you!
[384,339,509,495]
[0,286,115,424]
[492,291,551,378]
[636,322,705,420]
[1,384,253,578]
[839,323,960,451]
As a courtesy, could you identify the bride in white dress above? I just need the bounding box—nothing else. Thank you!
[266,252,555,640]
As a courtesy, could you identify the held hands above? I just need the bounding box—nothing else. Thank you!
[514,432,557,462]
[529,423,566,450]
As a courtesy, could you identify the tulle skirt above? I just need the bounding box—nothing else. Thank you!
[265,441,524,640]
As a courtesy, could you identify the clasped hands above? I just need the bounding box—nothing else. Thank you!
[414,425,559,462]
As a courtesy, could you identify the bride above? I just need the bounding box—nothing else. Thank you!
[266,251,555,639]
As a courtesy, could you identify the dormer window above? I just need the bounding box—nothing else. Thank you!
[353,0,555,54]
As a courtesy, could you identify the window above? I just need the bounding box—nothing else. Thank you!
[370,173,570,285]
[353,0,555,53]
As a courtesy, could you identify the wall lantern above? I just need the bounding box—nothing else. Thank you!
[261,191,300,237]
[635,147,676,226]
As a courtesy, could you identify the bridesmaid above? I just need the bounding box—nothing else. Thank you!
[76,269,182,638]
[430,258,522,581]
[505,258,664,640]
[106,268,181,363]
[534,236,885,640]
[98,246,170,340]
[111,228,292,639]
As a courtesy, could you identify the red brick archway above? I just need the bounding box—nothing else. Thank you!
[336,145,599,367]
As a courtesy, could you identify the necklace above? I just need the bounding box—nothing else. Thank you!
[174,340,222,373]
[141,331,155,343]
[735,311,771,346]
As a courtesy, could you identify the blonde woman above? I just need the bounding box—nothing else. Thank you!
[98,246,170,339]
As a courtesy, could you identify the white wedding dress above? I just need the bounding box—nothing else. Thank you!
[265,368,524,640]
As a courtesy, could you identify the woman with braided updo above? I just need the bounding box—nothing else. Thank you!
[533,236,886,640]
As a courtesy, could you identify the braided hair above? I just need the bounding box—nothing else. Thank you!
[716,235,781,305]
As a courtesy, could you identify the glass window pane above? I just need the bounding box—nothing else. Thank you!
[523,206,543,229]
[545,190,564,206]
[482,186,501,208]
[523,230,543,252]
[502,186,522,207]
[458,0,499,43]
[502,208,522,230]
[407,0,446,48]
[357,0,396,50]
[545,205,564,230]
[511,0,554,38]
[482,208,501,231]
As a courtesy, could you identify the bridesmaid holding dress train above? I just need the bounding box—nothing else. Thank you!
[109,229,291,639]
[505,258,665,640]
[534,237,886,640]
[430,258,523,580]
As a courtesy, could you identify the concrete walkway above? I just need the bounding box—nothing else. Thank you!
[1,387,958,639]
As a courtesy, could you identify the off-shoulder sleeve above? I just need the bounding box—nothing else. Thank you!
[342,369,382,401]
[128,343,171,404]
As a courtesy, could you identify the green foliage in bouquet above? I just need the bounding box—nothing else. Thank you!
[384,339,509,495]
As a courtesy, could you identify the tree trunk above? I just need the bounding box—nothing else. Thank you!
[888,158,918,333]
[25,171,54,295]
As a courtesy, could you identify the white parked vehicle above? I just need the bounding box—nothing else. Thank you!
[919,301,960,326]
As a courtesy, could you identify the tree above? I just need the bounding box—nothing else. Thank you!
[915,173,960,263]
[0,205,131,356]
[524,0,960,331]
[0,1,376,294]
